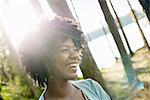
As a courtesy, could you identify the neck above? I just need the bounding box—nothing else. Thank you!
[45,79,73,98]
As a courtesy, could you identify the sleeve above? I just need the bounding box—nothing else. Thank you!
[38,91,45,100]
[38,95,44,100]
[90,79,111,100]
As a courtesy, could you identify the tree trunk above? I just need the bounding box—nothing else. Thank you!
[47,0,107,90]
[127,0,150,50]
[97,0,138,86]
[30,0,43,16]
[138,0,150,21]
[108,0,134,56]
[47,0,74,19]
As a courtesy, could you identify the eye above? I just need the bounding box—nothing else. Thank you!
[73,47,78,52]
[60,48,70,53]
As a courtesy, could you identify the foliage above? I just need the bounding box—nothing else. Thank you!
[0,37,42,100]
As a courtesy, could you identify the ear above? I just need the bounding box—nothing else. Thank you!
[78,48,84,57]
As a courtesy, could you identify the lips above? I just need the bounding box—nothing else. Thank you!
[65,62,78,72]
[66,62,79,68]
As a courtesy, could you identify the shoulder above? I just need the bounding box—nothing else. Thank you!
[72,78,93,86]
[38,95,44,100]
[72,78,111,100]
[72,78,96,91]
[72,78,104,90]
[38,90,45,100]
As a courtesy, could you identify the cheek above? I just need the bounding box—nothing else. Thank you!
[54,53,69,67]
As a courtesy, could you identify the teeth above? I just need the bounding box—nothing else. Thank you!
[72,67,77,70]
[68,63,78,67]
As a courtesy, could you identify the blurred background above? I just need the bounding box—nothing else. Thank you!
[0,0,150,100]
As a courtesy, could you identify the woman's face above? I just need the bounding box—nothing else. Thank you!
[51,38,82,80]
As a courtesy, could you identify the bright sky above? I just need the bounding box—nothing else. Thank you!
[0,0,37,47]
[107,0,143,16]
[0,0,148,69]
[69,0,148,68]
[68,0,143,33]
[0,0,143,46]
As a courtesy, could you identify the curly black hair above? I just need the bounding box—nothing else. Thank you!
[19,16,86,87]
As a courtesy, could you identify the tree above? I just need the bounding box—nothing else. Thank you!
[30,0,43,17]
[0,1,39,97]
[139,0,150,21]
[126,0,150,50]
[97,0,142,88]
[108,0,134,56]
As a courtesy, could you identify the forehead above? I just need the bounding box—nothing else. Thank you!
[56,38,75,47]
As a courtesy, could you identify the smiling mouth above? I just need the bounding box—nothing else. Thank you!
[66,62,79,67]
[66,63,78,71]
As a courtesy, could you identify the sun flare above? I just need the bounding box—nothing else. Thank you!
[0,0,55,48]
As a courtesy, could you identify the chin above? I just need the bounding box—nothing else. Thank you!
[67,74,78,80]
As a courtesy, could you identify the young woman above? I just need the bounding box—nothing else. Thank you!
[19,16,111,100]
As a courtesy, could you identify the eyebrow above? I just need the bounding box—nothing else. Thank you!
[60,45,76,48]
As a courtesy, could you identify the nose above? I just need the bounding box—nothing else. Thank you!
[69,49,80,61]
